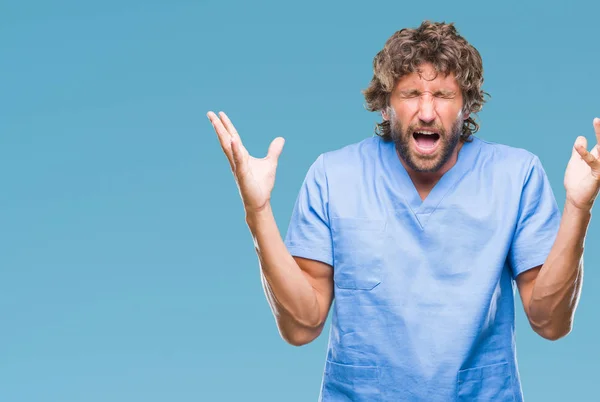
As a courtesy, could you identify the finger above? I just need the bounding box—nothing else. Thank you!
[571,135,582,158]
[574,136,599,167]
[219,111,242,143]
[594,117,600,147]
[207,111,234,169]
[591,143,600,159]
[217,111,252,170]
[207,110,233,147]
[267,137,285,162]
[230,136,247,175]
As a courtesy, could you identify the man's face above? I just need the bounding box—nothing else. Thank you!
[384,63,467,173]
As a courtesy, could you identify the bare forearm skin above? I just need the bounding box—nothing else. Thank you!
[528,202,590,340]
[245,203,325,344]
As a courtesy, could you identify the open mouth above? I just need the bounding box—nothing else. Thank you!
[412,131,440,154]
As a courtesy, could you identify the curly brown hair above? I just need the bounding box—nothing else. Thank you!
[362,21,488,142]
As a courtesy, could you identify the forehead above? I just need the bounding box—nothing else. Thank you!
[394,63,460,91]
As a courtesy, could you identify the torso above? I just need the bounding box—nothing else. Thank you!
[317,135,544,401]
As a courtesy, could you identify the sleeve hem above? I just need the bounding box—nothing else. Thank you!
[512,255,548,278]
[285,244,333,267]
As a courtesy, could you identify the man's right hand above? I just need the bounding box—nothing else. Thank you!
[207,111,332,346]
[207,111,285,213]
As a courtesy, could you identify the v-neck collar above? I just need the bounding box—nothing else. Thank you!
[380,135,482,229]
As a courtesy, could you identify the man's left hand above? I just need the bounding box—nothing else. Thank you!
[564,118,600,211]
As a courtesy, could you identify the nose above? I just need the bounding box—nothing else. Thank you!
[417,93,436,124]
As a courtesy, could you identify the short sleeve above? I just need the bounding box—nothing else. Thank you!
[283,153,333,267]
[508,155,561,278]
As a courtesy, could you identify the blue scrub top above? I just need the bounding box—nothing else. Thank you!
[284,135,561,401]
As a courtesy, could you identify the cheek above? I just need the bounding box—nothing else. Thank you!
[440,104,463,122]
[391,104,417,121]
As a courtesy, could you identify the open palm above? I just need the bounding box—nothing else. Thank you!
[207,111,285,212]
[564,118,600,211]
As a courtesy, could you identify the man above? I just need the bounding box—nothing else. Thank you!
[207,21,599,401]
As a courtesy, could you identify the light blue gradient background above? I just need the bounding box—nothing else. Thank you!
[2,1,599,401]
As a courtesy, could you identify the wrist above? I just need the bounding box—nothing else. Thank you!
[245,202,273,225]
[564,197,593,217]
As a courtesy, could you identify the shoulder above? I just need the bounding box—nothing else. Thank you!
[322,136,380,160]
[474,136,537,164]
[319,136,383,173]
[472,136,543,177]
[300,137,381,187]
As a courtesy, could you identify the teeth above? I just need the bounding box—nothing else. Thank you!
[415,131,437,135]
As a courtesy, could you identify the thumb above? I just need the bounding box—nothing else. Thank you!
[267,137,285,162]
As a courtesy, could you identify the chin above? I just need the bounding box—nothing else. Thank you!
[407,151,445,173]
[412,160,444,173]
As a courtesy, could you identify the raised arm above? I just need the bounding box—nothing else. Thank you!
[517,118,600,340]
[207,111,334,346]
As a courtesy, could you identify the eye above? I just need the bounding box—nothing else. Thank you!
[434,91,456,99]
[399,91,420,99]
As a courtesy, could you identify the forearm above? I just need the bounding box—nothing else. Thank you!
[245,203,323,331]
[259,273,327,345]
[528,202,590,338]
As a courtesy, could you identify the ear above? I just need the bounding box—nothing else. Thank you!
[460,106,470,121]
[382,108,390,121]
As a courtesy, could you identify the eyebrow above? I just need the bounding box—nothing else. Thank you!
[398,89,420,96]
[435,89,457,97]
[397,89,457,97]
